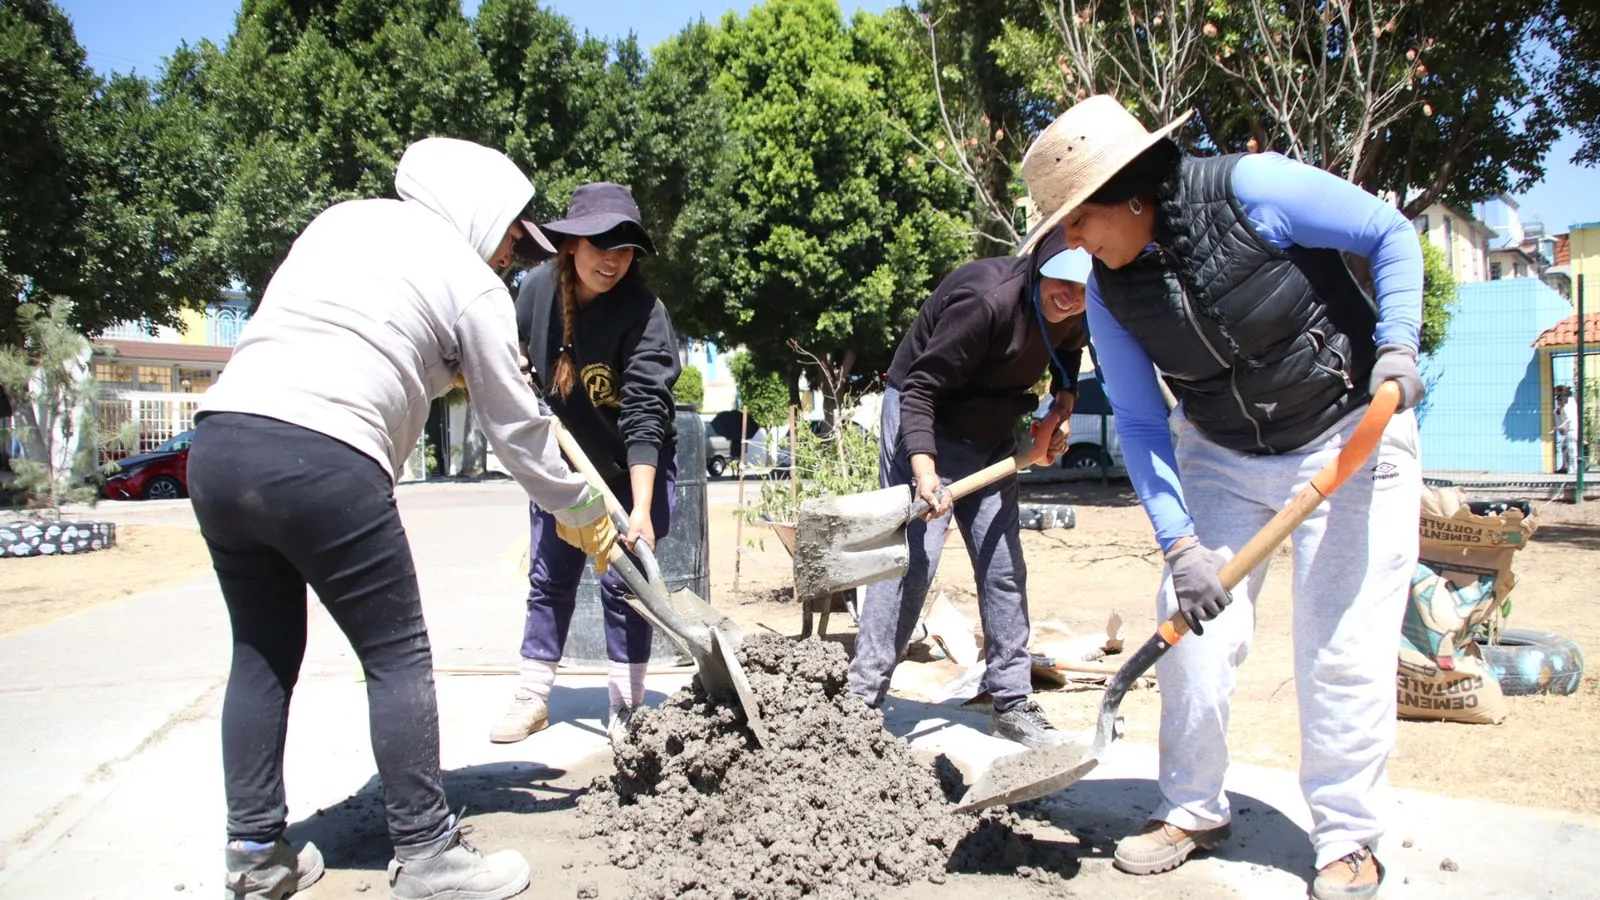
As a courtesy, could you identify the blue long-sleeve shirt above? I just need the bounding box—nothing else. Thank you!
[1087,152,1424,551]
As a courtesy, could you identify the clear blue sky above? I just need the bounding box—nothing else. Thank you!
[53,0,1600,233]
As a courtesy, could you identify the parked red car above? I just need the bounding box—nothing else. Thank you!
[102,430,192,500]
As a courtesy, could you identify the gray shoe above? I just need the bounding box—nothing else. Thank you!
[990,700,1069,749]
[224,838,324,899]
[607,704,635,747]
[388,816,530,900]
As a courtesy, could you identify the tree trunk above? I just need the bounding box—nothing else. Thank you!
[425,397,449,478]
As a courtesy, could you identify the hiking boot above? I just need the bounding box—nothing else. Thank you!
[224,838,324,899]
[990,700,1069,749]
[1113,819,1232,875]
[1311,847,1385,900]
[607,705,635,747]
[388,816,530,900]
[488,695,548,744]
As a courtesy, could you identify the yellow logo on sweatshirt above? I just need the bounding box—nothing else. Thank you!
[581,363,621,408]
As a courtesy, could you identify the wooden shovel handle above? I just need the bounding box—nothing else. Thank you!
[1157,381,1402,645]
[911,450,1034,518]
[553,423,642,568]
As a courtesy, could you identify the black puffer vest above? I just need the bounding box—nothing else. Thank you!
[1094,154,1377,454]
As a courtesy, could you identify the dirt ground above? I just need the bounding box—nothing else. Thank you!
[0,523,212,636]
[712,479,1600,816]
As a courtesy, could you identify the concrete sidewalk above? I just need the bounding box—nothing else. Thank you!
[3,481,1597,898]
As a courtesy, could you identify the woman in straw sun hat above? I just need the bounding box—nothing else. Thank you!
[1019,95,1425,900]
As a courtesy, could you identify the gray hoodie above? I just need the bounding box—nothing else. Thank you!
[201,138,591,517]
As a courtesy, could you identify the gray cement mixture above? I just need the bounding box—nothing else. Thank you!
[578,635,1076,899]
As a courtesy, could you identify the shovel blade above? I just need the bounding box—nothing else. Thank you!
[953,741,1099,813]
[794,486,915,599]
[653,589,769,749]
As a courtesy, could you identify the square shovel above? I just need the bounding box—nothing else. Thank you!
[793,449,1034,600]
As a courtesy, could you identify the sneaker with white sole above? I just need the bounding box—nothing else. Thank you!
[388,816,530,900]
[488,695,548,744]
[224,838,324,899]
[990,700,1070,749]
[1113,819,1232,875]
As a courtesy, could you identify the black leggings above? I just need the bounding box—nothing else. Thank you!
[188,413,450,848]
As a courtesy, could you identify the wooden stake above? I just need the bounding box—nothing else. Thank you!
[733,407,749,594]
[789,404,800,608]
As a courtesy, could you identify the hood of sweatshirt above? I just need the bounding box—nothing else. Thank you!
[394,137,534,263]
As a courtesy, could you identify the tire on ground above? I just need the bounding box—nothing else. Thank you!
[1476,629,1585,696]
[0,521,118,558]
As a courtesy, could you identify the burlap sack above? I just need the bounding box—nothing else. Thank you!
[1395,486,1535,724]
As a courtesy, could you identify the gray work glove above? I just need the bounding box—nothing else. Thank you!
[1370,344,1425,411]
[1166,542,1232,635]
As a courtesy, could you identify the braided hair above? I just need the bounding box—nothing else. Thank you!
[551,249,581,400]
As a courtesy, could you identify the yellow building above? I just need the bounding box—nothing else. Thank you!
[1571,222,1600,296]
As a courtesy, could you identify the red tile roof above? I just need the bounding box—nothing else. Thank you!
[94,339,234,364]
[1554,233,1570,266]
[1533,312,1600,348]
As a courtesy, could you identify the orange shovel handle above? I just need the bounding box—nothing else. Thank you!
[1161,381,1402,644]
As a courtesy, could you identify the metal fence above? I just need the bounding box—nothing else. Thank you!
[1415,273,1591,486]
[96,392,203,463]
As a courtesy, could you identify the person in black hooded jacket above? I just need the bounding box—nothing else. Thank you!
[845,227,1092,750]
[489,183,682,747]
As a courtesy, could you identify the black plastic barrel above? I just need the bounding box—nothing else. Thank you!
[560,406,712,667]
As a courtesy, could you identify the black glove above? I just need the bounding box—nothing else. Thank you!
[1370,344,1425,411]
[1166,541,1232,635]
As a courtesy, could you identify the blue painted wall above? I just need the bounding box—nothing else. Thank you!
[1417,278,1572,472]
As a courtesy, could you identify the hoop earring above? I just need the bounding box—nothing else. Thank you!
[1129,198,1144,216]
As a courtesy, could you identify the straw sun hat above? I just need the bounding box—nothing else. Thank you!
[1018,95,1193,255]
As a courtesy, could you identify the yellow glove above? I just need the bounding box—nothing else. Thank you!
[552,488,618,575]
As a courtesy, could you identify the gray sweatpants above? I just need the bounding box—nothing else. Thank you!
[846,385,1034,711]
[1151,404,1421,869]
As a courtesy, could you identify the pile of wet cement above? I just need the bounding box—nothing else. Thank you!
[577,635,1074,898]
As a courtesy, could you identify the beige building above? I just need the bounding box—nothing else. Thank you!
[1412,202,1495,283]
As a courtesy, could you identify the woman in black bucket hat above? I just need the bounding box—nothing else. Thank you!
[490,182,682,747]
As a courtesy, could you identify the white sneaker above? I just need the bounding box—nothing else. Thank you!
[488,695,549,744]
[607,705,635,747]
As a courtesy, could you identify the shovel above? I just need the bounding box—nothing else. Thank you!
[552,425,771,747]
[793,448,1037,599]
[955,382,1402,812]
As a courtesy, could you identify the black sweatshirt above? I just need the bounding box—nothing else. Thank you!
[886,254,1087,457]
[515,262,681,487]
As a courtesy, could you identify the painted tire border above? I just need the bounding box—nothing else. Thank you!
[1477,628,1586,697]
[0,520,118,559]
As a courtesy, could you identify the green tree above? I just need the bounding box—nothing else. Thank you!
[205,0,505,297]
[2,1,225,342]
[673,364,705,409]
[668,0,966,386]
[1418,233,1456,356]
[0,301,111,510]
[729,350,788,430]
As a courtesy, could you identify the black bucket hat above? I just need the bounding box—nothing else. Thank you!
[538,182,657,256]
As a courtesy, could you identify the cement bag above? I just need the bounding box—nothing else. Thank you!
[1395,486,1535,724]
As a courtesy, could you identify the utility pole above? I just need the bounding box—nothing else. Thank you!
[1576,276,1587,505]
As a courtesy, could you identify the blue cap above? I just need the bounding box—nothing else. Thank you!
[1038,247,1092,283]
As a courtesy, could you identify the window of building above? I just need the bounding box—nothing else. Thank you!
[1443,216,1455,273]
[1490,262,1503,280]
[94,361,137,391]
[1413,214,1429,234]
[207,302,251,347]
[136,365,174,392]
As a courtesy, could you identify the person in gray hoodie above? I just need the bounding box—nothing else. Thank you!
[190,137,614,900]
